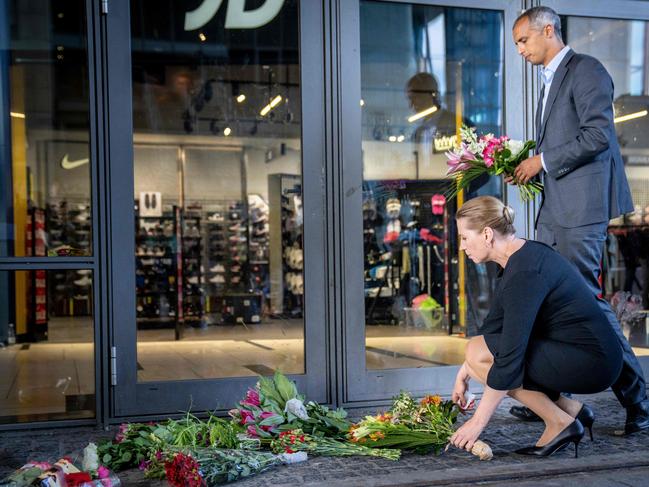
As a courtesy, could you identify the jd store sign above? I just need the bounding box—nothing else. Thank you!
[185,0,285,30]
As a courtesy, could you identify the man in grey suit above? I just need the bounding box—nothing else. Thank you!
[509,6,649,435]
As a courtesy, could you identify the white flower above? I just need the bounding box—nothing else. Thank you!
[506,139,525,156]
[82,442,99,472]
[284,398,309,420]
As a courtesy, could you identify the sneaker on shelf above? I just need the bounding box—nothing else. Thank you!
[77,269,92,276]
[251,212,268,224]
[209,275,225,284]
[74,276,92,286]
[229,235,247,243]
[252,226,269,237]
[209,264,225,273]
[75,212,90,223]
[207,212,224,222]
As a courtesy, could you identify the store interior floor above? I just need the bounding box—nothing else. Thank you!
[1,317,648,421]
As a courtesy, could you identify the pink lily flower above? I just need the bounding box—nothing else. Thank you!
[241,388,261,407]
[240,410,255,424]
[446,145,477,175]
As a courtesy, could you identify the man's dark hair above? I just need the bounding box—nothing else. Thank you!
[514,6,563,42]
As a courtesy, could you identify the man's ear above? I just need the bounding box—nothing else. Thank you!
[544,23,554,38]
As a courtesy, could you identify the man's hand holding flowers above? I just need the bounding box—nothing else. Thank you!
[511,154,543,185]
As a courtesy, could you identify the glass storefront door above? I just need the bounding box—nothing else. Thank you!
[545,0,649,355]
[340,0,524,403]
[108,1,328,416]
[0,1,99,425]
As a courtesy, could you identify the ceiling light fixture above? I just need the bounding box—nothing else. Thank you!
[260,95,282,116]
[407,105,438,123]
[614,110,648,124]
[198,32,207,42]
[10,112,25,119]
[223,127,232,136]
[236,94,246,103]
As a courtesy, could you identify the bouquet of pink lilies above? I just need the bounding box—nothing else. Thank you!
[446,126,541,201]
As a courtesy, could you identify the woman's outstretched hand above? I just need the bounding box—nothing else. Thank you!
[450,415,486,451]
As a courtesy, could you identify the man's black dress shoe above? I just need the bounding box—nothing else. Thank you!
[509,405,542,422]
[625,399,649,435]
[515,420,585,458]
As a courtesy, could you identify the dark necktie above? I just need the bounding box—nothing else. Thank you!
[535,84,545,148]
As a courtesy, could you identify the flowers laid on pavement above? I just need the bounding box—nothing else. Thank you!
[446,126,540,201]
[229,371,351,440]
[270,429,401,461]
[4,373,494,487]
[163,448,284,486]
[350,392,461,454]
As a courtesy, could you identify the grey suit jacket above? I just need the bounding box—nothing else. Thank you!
[536,49,634,228]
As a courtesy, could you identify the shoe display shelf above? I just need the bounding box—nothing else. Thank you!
[45,200,93,323]
[203,201,239,318]
[247,195,270,302]
[281,192,303,319]
[181,208,204,326]
[135,202,179,329]
[45,200,92,257]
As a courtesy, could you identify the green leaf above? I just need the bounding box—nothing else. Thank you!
[273,371,298,403]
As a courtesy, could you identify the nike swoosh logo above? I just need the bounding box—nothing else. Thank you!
[60,154,90,170]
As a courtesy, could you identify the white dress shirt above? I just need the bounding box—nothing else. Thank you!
[540,45,571,171]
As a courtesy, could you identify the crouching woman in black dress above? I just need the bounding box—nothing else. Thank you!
[449,196,622,457]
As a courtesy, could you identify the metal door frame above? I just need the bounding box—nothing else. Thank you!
[336,0,527,405]
[105,1,330,418]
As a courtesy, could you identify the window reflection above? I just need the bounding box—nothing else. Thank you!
[565,16,649,347]
[131,0,305,380]
[0,1,92,258]
[360,2,504,369]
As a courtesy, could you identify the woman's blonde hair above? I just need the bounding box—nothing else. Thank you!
[456,196,515,236]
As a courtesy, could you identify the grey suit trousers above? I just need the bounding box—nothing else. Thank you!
[537,222,647,407]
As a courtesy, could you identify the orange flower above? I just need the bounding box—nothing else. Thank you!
[376,412,392,422]
[421,395,442,407]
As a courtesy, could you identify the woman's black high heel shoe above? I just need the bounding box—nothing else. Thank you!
[515,420,585,458]
[575,404,595,441]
